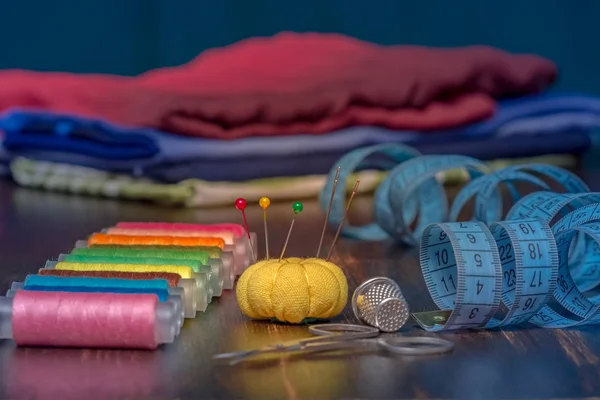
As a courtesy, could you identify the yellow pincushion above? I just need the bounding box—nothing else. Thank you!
[236,257,348,324]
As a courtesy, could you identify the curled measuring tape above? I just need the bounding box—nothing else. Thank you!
[414,218,556,330]
[413,193,600,331]
[320,143,589,245]
[320,144,600,331]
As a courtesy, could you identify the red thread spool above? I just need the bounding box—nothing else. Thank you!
[0,291,178,349]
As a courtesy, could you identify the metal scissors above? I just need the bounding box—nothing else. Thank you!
[212,324,454,365]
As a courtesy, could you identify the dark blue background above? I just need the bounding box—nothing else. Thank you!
[0,1,595,92]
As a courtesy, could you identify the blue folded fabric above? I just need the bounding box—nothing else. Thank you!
[143,130,593,182]
[0,114,159,159]
[0,92,599,181]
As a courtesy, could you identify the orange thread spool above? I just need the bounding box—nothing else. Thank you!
[37,269,182,287]
[88,233,225,249]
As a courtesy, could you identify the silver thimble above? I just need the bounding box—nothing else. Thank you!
[352,277,410,333]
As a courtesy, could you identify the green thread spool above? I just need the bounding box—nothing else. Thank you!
[70,247,212,265]
[61,254,208,273]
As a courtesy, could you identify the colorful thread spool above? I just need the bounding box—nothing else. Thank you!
[74,235,235,291]
[104,227,238,242]
[14,275,181,306]
[0,291,178,349]
[104,224,256,275]
[114,223,257,270]
[37,269,182,289]
[36,268,197,314]
[116,222,246,237]
[3,219,253,350]
[67,246,229,294]
[60,254,208,273]
[95,231,239,288]
[44,261,213,309]
[57,254,215,305]
[9,274,189,323]
[86,233,225,249]
[70,247,210,265]
[73,245,224,260]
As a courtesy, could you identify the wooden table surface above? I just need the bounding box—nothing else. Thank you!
[1,170,600,400]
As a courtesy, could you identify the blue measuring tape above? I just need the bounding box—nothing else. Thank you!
[320,144,600,331]
[320,143,589,243]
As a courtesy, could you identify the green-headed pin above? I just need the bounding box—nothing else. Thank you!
[292,201,303,214]
[279,201,304,260]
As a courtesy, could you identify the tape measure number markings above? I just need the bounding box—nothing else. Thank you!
[488,219,558,327]
[417,221,502,331]
[508,192,600,285]
[414,193,600,331]
[507,192,600,328]
[414,218,556,331]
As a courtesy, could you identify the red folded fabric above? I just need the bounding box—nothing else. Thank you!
[0,32,557,139]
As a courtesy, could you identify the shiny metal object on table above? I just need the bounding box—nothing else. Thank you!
[212,323,454,365]
[352,277,410,332]
[310,324,455,356]
[212,324,379,365]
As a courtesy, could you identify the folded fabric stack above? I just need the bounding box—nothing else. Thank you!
[0,32,598,206]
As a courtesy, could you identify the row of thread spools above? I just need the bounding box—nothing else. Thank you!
[0,222,258,349]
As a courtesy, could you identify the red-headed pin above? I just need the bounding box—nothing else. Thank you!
[235,197,256,263]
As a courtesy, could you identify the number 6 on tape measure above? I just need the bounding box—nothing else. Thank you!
[413,218,557,331]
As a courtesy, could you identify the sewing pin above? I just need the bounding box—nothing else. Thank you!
[326,180,360,261]
[259,196,271,259]
[279,201,303,261]
[235,197,256,263]
[317,167,340,258]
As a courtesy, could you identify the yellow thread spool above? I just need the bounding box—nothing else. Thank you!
[53,262,195,278]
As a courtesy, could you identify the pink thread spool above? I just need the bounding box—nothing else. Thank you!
[116,222,246,237]
[0,291,178,349]
[113,222,258,274]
